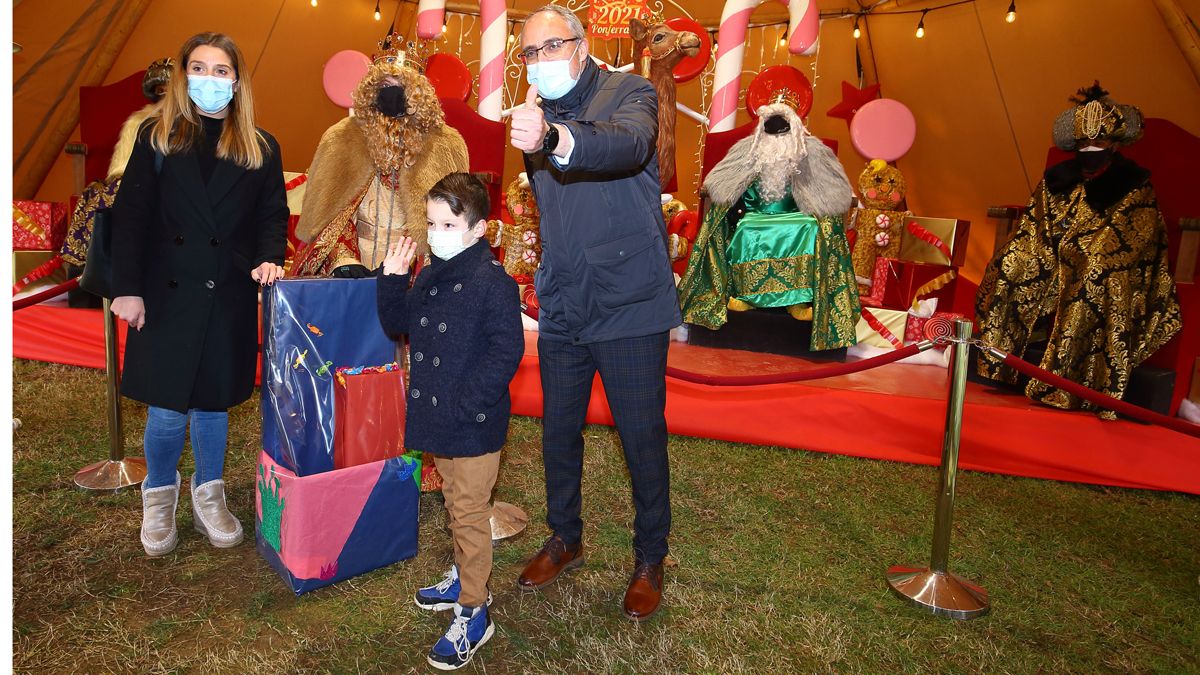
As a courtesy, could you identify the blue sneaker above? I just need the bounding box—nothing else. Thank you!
[414,566,493,612]
[427,603,494,671]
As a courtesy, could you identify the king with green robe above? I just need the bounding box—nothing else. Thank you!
[678,101,860,351]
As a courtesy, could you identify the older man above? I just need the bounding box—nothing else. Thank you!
[508,5,681,622]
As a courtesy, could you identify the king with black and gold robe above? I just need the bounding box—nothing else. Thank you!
[976,153,1181,414]
[977,83,1182,415]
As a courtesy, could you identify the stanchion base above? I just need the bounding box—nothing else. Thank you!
[490,501,528,543]
[74,457,147,492]
[886,565,990,620]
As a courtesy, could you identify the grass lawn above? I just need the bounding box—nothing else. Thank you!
[11,359,1200,673]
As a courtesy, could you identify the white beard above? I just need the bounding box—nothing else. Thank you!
[751,131,802,203]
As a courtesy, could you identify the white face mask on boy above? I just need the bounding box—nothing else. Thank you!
[428,229,476,260]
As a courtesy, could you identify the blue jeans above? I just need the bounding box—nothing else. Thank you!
[142,406,229,489]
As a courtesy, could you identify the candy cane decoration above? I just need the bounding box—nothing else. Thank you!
[711,0,819,132]
[417,0,507,121]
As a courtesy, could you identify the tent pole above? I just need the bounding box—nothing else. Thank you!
[1152,0,1200,88]
[15,0,152,199]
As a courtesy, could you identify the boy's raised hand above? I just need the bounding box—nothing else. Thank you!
[382,236,417,276]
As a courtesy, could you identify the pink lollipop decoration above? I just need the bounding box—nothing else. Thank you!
[850,98,916,162]
[322,50,372,109]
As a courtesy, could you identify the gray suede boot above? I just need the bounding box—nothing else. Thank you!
[140,472,180,557]
[191,476,244,548]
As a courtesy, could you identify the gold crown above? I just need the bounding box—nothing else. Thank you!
[638,9,666,26]
[771,88,804,112]
[373,32,430,72]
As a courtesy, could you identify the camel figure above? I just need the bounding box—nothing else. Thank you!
[630,16,701,192]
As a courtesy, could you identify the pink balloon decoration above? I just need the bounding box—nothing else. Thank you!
[849,98,917,161]
[323,50,371,109]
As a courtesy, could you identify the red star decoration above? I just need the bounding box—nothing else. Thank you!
[826,81,881,127]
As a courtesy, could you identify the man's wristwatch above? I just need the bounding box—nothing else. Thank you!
[541,124,560,155]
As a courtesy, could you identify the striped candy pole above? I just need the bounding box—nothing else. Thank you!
[416,0,445,40]
[476,0,507,121]
[415,0,508,121]
[710,0,821,132]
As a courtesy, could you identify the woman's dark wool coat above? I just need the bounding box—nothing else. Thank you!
[111,127,289,413]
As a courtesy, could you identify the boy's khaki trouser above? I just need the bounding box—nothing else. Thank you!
[431,451,501,608]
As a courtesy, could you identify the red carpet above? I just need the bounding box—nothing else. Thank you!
[14,304,1199,494]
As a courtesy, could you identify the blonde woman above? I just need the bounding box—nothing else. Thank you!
[110,32,288,557]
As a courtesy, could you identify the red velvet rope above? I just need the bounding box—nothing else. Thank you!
[666,343,925,386]
[1001,353,1200,439]
[13,278,79,311]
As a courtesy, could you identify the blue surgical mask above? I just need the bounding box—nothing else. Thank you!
[525,46,580,100]
[188,75,235,114]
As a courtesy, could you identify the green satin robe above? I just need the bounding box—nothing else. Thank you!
[678,181,860,351]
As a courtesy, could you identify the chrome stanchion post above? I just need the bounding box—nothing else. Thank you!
[886,318,990,619]
[74,298,146,491]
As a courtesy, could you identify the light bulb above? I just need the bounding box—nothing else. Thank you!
[779,35,787,47]
[916,11,927,38]
[442,23,447,34]
[374,1,381,20]
[310,0,317,6]
[1005,1,1017,23]
[853,19,861,39]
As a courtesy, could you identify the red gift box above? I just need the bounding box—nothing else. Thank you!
[333,364,407,470]
[867,258,958,312]
[859,254,892,308]
[13,200,68,251]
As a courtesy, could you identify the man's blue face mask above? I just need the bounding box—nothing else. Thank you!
[525,43,581,101]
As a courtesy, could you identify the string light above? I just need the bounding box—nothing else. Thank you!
[852,16,861,39]
[779,30,787,47]
[374,0,381,20]
[1005,1,1017,23]
[310,0,316,6]
[915,9,927,38]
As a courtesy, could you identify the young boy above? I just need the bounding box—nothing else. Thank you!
[376,173,525,671]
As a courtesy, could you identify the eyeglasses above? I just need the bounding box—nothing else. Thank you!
[517,37,580,64]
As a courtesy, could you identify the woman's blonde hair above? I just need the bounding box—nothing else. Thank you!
[149,32,267,169]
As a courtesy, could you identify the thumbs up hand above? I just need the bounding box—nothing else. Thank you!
[510,84,549,154]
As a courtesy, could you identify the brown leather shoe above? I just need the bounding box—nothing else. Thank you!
[516,536,584,592]
[622,562,664,622]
